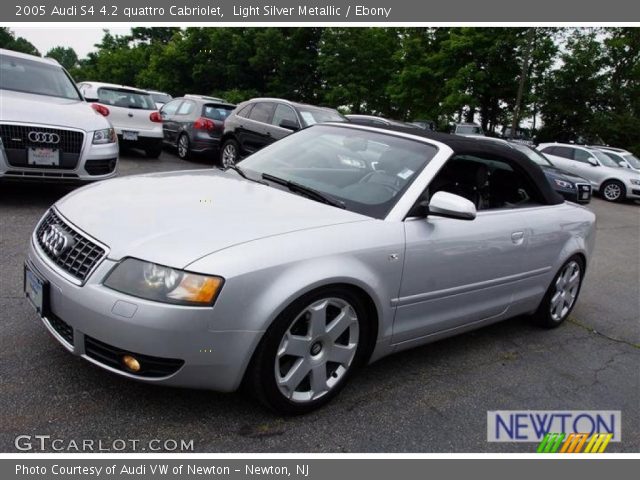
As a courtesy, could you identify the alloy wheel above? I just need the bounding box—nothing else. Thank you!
[222,144,237,168]
[274,298,359,403]
[549,260,581,322]
[603,182,622,201]
[178,135,189,158]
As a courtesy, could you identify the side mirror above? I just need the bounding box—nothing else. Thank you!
[428,191,476,220]
[587,158,599,166]
[279,119,300,131]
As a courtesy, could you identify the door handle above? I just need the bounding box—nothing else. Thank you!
[511,231,525,245]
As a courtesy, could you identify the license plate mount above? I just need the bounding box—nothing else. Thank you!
[28,147,60,166]
[24,262,50,317]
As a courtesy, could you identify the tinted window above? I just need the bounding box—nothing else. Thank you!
[161,99,181,115]
[203,104,234,121]
[176,101,195,115]
[98,88,155,110]
[510,143,552,167]
[272,104,299,127]
[298,106,346,126]
[428,154,542,210]
[249,102,275,123]
[456,125,484,135]
[236,103,254,118]
[552,146,574,159]
[574,149,593,163]
[0,54,81,100]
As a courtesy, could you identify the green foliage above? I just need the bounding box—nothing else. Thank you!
[0,28,40,56]
[45,46,78,70]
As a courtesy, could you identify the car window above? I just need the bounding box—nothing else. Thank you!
[176,101,195,115]
[151,92,172,104]
[0,53,81,100]
[623,154,640,169]
[298,106,345,126]
[160,99,181,115]
[551,146,574,159]
[203,104,234,121]
[248,102,276,124]
[427,154,542,211]
[573,149,593,163]
[456,125,483,135]
[236,103,254,118]
[272,104,299,128]
[590,150,620,168]
[239,124,438,219]
[510,143,553,167]
[97,87,156,110]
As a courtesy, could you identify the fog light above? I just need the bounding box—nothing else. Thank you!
[122,354,141,372]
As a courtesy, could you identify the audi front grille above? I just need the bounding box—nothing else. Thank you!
[35,210,106,282]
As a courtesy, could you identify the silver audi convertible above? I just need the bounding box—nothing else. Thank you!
[25,123,596,414]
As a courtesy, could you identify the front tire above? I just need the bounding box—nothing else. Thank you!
[220,139,239,168]
[532,255,585,328]
[601,180,625,202]
[248,288,372,415]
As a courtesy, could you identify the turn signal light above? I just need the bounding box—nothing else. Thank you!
[122,354,141,372]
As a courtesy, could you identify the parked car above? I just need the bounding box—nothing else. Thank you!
[469,136,591,204]
[77,81,163,158]
[146,90,173,109]
[346,114,418,129]
[453,122,484,136]
[0,49,118,182]
[159,96,235,161]
[538,143,640,202]
[220,98,346,167]
[25,123,595,414]
[594,146,640,172]
[410,119,436,131]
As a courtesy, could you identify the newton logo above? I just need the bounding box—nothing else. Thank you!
[537,432,613,453]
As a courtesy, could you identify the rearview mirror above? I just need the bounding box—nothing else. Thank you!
[588,158,599,166]
[428,191,476,220]
[279,119,300,131]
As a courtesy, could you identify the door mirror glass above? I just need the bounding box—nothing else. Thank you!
[588,157,599,166]
[428,191,476,220]
[279,119,300,131]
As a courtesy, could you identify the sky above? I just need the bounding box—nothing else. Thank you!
[10,27,131,58]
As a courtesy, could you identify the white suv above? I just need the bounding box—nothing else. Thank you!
[0,49,118,182]
[538,142,640,202]
[77,82,163,158]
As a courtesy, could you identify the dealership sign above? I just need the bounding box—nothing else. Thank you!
[487,411,621,442]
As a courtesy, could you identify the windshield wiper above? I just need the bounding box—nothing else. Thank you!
[219,165,268,185]
[261,173,346,209]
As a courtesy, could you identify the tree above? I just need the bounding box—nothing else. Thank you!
[0,27,40,56]
[46,46,79,70]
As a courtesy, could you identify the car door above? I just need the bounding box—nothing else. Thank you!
[393,154,532,344]
[270,103,300,141]
[159,99,182,144]
[571,148,608,188]
[242,102,276,154]
[174,100,196,139]
[540,146,576,172]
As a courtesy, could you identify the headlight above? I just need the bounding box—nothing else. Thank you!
[630,179,640,186]
[104,258,224,306]
[554,178,574,189]
[93,128,116,144]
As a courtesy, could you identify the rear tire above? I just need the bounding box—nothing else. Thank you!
[601,180,625,202]
[145,145,162,159]
[248,287,372,415]
[532,255,585,329]
[220,139,239,168]
[177,133,191,160]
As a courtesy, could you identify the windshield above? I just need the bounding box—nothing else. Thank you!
[457,125,484,135]
[203,104,234,121]
[98,87,156,110]
[151,92,172,104]
[510,143,552,167]
[238,124,437,219]
[298,107,346,126]
[591,150,620,168]
[623,154,640,169]
[0,54,81,100]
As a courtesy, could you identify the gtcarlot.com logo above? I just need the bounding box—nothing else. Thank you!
[487,410,621,453]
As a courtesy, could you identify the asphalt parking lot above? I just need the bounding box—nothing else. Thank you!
[1,150,638,453]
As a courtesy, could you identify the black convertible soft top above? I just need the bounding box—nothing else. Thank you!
[343,124,565,206]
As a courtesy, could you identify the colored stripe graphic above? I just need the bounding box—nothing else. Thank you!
[537,433,613,453]
[560,433,589,453]
[537,433,565,453]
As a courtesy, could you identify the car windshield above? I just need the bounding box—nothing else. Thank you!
[510,143,553,167]
[298,107,346,126]
[457,125,483,135]
[238,124,438,219]
[151,92,172,104]
[98,87,156,110]
[0,54,81,100]
[622,154,640,169]
[203,104,234,121]
[591,150,620,168]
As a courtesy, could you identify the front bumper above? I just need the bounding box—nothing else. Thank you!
[26,235,262,392]
[557,183,591,204]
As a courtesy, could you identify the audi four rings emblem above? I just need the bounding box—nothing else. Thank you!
[28,131,60,144]
[41,225,75,258]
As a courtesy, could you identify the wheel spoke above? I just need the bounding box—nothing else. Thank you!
[327,343,356,365]
[310,364,328,397]
[280,334,310,358]
[326,307,356,341]
[279,358,310,394]
[308,301,328,338]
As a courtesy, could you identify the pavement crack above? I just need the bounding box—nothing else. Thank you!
[568,317,640,349]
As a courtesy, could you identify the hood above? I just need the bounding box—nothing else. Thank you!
[0,90,109,132]
[540,165,588,183]
[55,169,369,268]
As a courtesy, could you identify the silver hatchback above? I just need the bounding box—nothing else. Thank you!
[25,124,595,414]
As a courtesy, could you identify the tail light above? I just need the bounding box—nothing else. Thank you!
[91,103,110,116]
[194,117,216,131]
[149,111,163,122]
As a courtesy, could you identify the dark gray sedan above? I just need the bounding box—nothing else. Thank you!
[160,95,235,162]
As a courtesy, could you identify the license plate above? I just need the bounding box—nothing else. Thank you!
[122,130,138,141]
[24,263,47,315]
[581,192,590,200]
[28,147,59,166]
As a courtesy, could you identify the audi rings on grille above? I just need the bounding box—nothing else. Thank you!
[40,224,75,257]
[28,131,61,144]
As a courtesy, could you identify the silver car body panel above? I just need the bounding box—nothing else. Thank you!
[28,127,597,391]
